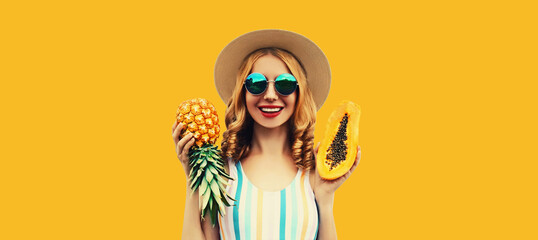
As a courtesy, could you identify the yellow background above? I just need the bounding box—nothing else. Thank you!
[1,0,537,239]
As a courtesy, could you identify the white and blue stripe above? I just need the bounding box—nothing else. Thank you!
[219,160,319,240]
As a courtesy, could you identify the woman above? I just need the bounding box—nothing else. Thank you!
[172,29,361,239]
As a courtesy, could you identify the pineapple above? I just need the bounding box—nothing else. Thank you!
[176,98,234,226]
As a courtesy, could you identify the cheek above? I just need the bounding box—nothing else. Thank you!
[286,93,297,110]
[245,93,258,114]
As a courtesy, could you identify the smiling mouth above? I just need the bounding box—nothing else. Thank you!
[258,107,284,113]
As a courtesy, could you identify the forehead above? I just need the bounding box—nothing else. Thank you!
[251,54,291,78]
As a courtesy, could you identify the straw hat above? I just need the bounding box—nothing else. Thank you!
[214,29,331,110]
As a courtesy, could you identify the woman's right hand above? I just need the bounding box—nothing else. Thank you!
[174,121,214,239]
[172,121,196,176]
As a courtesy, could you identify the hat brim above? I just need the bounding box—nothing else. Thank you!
[214,29,331,111]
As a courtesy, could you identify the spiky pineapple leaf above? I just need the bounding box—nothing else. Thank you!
[199,179,208,196]
[208,165,218,175]
[209,195,213,211]
[226,193,236,202]
[205,169,213,182]
[222,196,232,207]
[210,180,221,198]
[189,177,197,189]
[187,143,236,226]
[200,160,207,169]
[210,202,218,226]
[201,202,209,220]
[214,195,225,213]
[216,178,226,190]
[202,190,210,211]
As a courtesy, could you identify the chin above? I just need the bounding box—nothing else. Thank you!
[252,112,293,129]
[256,121,285,129]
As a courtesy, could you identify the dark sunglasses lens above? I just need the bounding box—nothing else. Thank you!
[245,73,267,95]
[275,73,298,95]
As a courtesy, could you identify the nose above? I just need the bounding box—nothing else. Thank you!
[263,81,278,101]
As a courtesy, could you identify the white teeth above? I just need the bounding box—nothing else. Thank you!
[260,107,282,113]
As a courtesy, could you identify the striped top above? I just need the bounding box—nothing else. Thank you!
[218,160,319,240]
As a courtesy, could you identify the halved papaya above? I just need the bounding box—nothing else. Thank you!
[317,100,361,180]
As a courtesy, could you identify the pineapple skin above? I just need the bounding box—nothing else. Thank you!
[176,98,235,226]
[176,98,221,147]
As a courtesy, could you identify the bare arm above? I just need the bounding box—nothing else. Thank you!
[201,215,220,239]
[182,185,205,239]
[173,121,220,239]
[312,144,361,239]
[316,194,337,239]
[182,174,220,240]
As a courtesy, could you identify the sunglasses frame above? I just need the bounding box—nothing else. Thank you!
[243,72,298,96]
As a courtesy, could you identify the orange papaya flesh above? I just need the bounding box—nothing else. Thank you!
[317,100,361,180]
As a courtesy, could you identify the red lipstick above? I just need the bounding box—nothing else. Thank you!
[258,105,284,118]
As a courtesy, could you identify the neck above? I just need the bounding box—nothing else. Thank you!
[249,121,291,159]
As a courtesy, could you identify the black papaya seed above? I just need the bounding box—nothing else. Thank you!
[326,113,349,170]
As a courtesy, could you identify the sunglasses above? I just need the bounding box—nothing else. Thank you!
[244,72,298,96]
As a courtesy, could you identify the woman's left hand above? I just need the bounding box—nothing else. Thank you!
[312,143,361,203]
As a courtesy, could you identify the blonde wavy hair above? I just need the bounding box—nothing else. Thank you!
[220,47,318,170]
